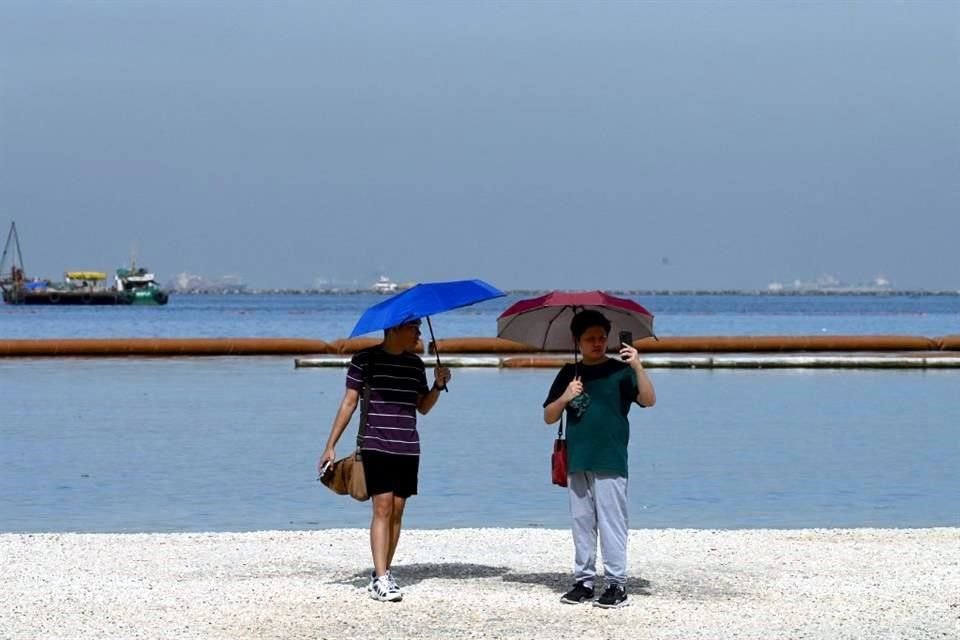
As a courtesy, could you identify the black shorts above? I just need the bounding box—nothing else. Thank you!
[361,450,420,498]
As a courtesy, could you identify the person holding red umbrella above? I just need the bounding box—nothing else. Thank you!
[543,309,657,609]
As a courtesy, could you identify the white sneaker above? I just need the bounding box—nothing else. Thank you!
[367,570,398,592]
[369,575,402,602]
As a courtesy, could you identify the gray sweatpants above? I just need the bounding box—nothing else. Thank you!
[568,471,628,588]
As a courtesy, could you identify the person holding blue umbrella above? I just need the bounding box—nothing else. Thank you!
[318,279,504,602]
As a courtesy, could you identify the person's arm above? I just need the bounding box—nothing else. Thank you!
[417,366,451,415]
[544,376,582,424]
[620,343,656,407]
[633,364,656,407]
[318,388,360,473]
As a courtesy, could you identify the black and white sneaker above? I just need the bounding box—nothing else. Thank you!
[369,575,402,602]
[560,581,594,604]
[594,584,628,608]
[367,570,399,592]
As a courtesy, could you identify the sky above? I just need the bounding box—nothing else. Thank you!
[1,1,958,291]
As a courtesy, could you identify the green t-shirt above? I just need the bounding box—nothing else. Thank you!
[544,358,641,478]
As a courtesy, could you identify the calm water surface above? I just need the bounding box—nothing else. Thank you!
[1,358,956,532]
[1,293,959,339]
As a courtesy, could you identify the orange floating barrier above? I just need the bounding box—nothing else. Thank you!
[431,337,529,354]
[328,337,424,354]
[0,338,330,357]
[937,336,960,351]
[2,335,956,359]
[328,337,380,354]
[305,334,960,356]
[631,335,940,353]
[501,356,573,368]
[430,335,942,354]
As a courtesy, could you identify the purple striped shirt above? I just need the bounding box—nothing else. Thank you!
[346,346,429,456]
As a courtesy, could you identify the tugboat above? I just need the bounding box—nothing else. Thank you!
[0,222,169,305]
[115,265,169,305]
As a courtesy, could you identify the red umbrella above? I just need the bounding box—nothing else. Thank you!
[497,290,655,352]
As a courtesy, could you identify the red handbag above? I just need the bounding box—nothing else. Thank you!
[551,414,568,487]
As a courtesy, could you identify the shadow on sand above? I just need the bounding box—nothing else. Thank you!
[503,571,653,596]
[337,563,510,588]
[336,563,652,595]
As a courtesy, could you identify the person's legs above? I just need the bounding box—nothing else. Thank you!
[386,495,407,570]
[383,454,418,577]
[370,492,395,578]
[362,451,412,602]
[568,471,598,587]
[368,491,403,601]
[595,474,629,586]
[593,473,629,608]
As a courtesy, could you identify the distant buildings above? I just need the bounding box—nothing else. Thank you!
[168,272,248,293]
[166,272,415,294]
[767,274,893,293]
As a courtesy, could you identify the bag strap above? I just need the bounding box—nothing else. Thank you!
[357,347,377,449]
[556,362,574,440]
[558,361,576,440]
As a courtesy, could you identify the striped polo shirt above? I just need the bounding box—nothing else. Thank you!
[346,345,429,456]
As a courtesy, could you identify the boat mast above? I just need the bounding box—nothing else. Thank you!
[130,240,140,272]
[0,221,26,293]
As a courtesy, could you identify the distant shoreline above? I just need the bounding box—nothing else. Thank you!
[167,288,960,296]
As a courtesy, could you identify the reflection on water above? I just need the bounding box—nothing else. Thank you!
[1,359,957,532]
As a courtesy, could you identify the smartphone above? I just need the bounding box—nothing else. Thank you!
[618,330,633,360]
[318,460,332,479]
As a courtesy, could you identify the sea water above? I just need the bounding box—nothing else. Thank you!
[1,357,957,532]
[1,292,959,339]
[1,293,957,532]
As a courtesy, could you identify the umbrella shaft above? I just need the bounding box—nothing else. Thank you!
[425,316,448,391]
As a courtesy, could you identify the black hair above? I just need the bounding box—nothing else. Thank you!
[570,309,611,340]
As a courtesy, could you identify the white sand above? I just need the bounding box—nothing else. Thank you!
[2,528,958,639]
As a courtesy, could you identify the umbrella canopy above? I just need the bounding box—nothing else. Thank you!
[350,279,505,337]
[497,290,655,351]
[351,278,505,392]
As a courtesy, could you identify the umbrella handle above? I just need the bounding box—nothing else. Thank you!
[426,316,449,392]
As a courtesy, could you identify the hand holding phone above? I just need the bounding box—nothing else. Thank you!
[618,331,633,360]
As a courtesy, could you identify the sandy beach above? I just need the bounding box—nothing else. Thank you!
[2,528,957,639]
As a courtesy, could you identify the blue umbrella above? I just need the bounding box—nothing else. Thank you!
[349,279,505,390]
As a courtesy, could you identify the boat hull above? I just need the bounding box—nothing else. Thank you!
[130,289,169,305]
[2,290,136,305]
